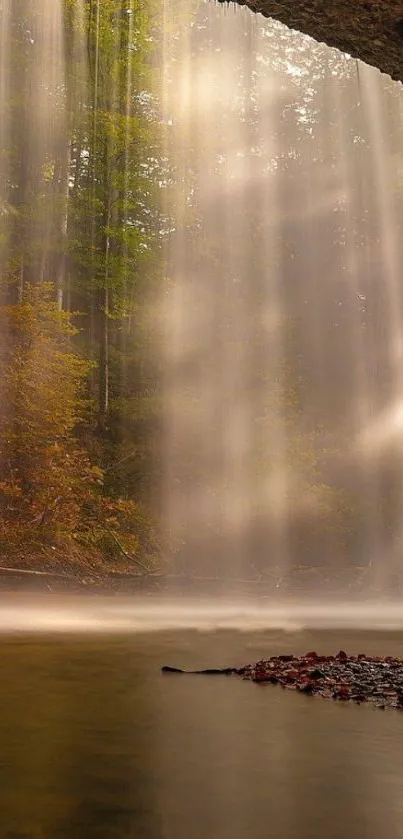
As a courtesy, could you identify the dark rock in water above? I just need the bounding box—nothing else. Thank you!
[298,682,315,695]
[309,668,325,680]
[336,650,348,661]
[352,693,367,704]
[333,685,350,700]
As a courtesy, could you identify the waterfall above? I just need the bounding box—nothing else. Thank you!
[1,0,403,598]
[161,0,403,596]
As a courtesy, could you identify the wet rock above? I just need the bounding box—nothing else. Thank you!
[395,19,403,38]
[298,682,315,695]
[231,0,403,86]
[284,669,300,683]
[352,693,367,704]
[162,651,403,712]
[334,685,350,700]
[309,668,325,680]
[336,650,348,661]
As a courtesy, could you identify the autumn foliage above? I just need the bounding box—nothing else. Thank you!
[0,284,157,570]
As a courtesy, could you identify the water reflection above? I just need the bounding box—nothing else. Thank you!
[2,631,403,837]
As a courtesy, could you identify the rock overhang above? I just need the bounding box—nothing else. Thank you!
[220,0,403,83]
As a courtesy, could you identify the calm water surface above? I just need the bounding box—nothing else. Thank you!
[2,610,403,838]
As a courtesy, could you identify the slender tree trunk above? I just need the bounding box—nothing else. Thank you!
[98,285,109,431]
[97,155,111,431]
[56,138,72,309]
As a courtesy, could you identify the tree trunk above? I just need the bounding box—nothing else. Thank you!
[98,285,109,431]
[97,153,111,432]
[56,138,73,309]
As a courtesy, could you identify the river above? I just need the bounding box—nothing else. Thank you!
[2,600,403,838]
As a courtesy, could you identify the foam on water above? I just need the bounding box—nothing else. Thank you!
[0,596,402,634]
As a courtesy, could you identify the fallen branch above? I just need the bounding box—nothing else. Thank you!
[0,566,76,580]
[102,525,150,575]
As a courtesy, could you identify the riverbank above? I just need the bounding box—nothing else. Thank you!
[0,558,398,596]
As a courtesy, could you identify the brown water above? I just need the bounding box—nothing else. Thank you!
[2,624,403,838]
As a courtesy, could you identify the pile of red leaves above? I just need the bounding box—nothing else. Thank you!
[162,651,403,710]
[238,651,403,709]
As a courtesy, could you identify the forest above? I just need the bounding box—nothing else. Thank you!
[1,0,403,589]
[0,0,167,578]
